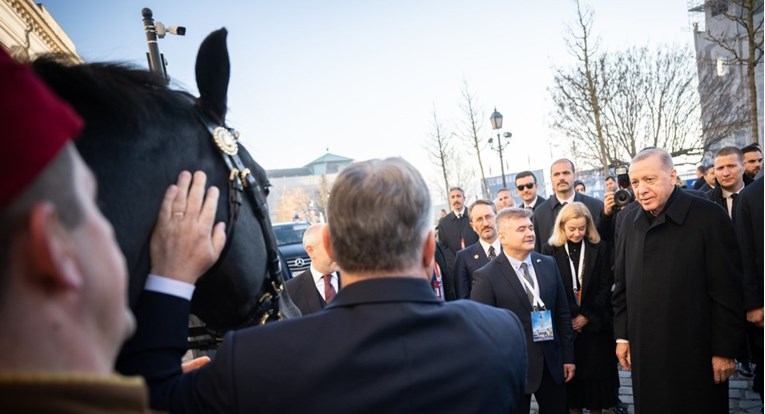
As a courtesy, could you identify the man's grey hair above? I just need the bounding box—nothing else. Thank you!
[302,223,324,249]
[632,147,674,171]
[496,207,532,225]
[328,158,431,274]
[468,199,496,220]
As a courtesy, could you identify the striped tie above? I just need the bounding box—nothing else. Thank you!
[519,263,535,305]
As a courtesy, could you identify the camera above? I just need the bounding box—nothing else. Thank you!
[613,164,634,211]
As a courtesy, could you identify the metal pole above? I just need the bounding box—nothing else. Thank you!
[497,132,506,188]
[142,8,166,82]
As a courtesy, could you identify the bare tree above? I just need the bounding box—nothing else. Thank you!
[702,0,763,144]
[459,80,490,199]
[313,175,331,223]
[424,108,453,200]
[549,0,611,175]
[274,187,312,222]
[551,3,705,170]
[602,46,703,161]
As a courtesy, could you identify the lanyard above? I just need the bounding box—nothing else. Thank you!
[517,264,546,309]
[564,242,585,294]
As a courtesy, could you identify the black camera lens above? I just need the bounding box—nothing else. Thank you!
[614,189,634,209]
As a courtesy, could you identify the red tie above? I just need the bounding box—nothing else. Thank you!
[323,274,336,303]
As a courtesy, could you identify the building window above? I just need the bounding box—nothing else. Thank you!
[711,0,729,17]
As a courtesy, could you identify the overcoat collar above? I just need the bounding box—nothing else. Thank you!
[633,187,691,230]
[325,277,440,309]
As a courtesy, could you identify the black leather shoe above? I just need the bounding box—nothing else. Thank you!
[737,361,756,378]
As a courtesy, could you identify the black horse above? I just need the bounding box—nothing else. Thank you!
[31,29,300,340]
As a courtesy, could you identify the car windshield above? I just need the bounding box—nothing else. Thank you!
[273,223,310,246]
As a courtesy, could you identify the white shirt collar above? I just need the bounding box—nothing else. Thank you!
[478,238,501,257]
[556,192,576,205]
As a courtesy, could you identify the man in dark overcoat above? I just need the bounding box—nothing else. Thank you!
[612,148,745,413]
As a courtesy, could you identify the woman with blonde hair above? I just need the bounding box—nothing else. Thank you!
[543,202,618,414]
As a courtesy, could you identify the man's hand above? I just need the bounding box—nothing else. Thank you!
[746,308,764,328]
[603,191,615,216]
[616,342,631,371]
[181,356,211,373]
[712,356,735,384]
[150,171,226,284]
[571,314,589,332]
[563,364,576,382]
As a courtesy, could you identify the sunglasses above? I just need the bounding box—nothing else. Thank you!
[516,183,535,191]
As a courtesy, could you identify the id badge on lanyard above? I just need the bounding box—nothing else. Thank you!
[518,266,555,342]
[564,242,585,306]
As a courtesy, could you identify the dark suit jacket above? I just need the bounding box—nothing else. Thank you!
[284,269,339,315]
[706,175,754,219]
[734,177,763,312]
[434,242,457,300]
[471,252,574,394]
[533,193,603,252]
[453,241,493,299]
[524,195,547,211]
[124,278,528,413]
[437,208,479,269]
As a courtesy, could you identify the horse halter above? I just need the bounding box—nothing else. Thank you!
[195,108,285,330]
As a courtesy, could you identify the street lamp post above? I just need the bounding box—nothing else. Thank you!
[489,107,509,188]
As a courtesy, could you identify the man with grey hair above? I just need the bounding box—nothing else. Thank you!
[472,207,575,414]
[132,157,529,413]
[613,147,745,413]
[284,223,340,315]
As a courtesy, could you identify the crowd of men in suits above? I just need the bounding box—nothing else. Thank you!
[2,47,762,414]
[433,146,763,414]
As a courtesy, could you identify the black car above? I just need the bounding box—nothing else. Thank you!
[272,221,312,279]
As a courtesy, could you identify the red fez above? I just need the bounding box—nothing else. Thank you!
[0,50,83,208]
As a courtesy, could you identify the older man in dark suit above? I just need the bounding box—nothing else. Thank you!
[437,186,479,271]
[284,223,339,315]
[126,157,529,413]
[533,159,603,252]
[472,207,575,414]
[613,148,745,413]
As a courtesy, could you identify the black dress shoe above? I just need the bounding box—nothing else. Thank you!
[737,361,756,378]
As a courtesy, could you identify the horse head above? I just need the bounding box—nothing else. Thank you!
[32,28,299,336]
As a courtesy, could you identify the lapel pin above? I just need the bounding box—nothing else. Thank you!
[473,254,479,260]
[536,259,541,263]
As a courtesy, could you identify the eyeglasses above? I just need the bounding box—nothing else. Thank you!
[516,183,535,191]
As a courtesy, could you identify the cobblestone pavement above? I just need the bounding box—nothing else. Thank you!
[529,365,762,413]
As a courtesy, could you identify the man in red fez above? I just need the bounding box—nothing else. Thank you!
[0,49,225,412]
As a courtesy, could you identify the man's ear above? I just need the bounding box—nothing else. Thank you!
[321,225,334,261]
[422,231,436,273]
[27,202,82,290]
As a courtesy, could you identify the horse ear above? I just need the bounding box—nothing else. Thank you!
[196,28,229,123]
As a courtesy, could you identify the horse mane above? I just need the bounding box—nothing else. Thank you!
[31,55,197,142]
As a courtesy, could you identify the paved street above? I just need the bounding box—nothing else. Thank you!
[529,365,762,413]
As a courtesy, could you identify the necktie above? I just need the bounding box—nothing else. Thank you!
[519,263,535,305]
[488,245,497,261]
[323,274,336,303]
[729,193,738,219]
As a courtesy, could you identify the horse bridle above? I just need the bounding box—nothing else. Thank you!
[195,108,285,333]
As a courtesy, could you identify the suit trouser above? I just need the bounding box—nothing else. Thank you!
[748,322,764,400]
[514,359,567,414]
